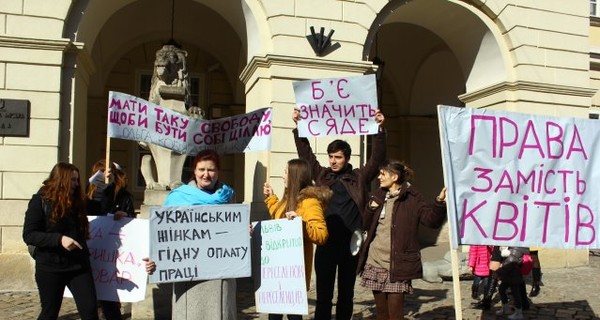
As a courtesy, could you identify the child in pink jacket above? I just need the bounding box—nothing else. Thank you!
[467,245,493,300]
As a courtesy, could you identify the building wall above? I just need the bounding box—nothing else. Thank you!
[0,1,596,290]
[0,0,72,257]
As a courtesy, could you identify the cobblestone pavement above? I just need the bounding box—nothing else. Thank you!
[2,253,599,319]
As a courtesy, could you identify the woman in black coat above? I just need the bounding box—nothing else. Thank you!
[23,162,99,320]
[86,161,135,320]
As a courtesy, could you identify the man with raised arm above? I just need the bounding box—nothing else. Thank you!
[292,108,386,320]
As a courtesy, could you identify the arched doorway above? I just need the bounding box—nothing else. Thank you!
[65,0,249,205]
[364,0,510,244]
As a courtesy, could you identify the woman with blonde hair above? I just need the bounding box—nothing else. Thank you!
[263,158,331,320]
[23,162,98,319]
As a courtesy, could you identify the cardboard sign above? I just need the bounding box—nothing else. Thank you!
[65,216,149,302]
[253,219,308,315]
[439,105,600,249]
[149,204,251,283]
[293,75,378,137]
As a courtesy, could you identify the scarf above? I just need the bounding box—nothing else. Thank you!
[163,181,234,206]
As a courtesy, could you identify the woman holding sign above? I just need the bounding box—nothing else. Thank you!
[263,158,331,320]
[145,149,236,320]
[357,160,447,320]
[86,160,135,320]
[23,162,99,320]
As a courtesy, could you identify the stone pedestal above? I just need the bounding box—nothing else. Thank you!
[132,189,172,319]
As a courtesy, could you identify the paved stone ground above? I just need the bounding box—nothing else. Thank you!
[2,252,599,319]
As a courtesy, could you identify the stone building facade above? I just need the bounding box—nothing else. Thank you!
[0,0,596,289]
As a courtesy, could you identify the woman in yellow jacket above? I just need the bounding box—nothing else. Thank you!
[264,158,331,320]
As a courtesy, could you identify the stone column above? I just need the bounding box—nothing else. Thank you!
[239,54,374,219]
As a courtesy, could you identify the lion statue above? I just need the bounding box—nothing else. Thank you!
[140,44,204,190]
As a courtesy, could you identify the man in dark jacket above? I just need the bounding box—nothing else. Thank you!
[292,108,386,320]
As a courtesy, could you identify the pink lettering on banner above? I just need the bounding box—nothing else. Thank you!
[261,109,272,122]
[192,132,226,146]
[460,199,488,239]
[109,111,148,128]
[310,78,350,101]
[89,248,137,265]
[299,104,375,120]
[492,202,521,241]
[155,122,187,142]
[471,166,584,195]
[308,120,320,136]
[576,204,596,245]
[469,115,588,160]
[93,268,133,285]
[460,194,597,245]
[534,200,561,244]
[109,98,148,115]
[256,122,271,137]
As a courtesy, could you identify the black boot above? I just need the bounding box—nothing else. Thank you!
[471,283,479,300]
[529,268,541,297]
[472,275,497,310]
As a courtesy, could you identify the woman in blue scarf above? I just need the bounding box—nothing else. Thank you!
[146,149,236,320]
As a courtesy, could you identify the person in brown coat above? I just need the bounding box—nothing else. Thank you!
[357,160,447,320]
[292,108,386,320]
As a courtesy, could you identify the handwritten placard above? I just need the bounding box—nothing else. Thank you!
[292,75,378,137]
[65,216,149,302]
[439,105,600,249]
[107,91,272,154]
[0,99,29,137]
[149,204,251,284]
[253,219,308,315]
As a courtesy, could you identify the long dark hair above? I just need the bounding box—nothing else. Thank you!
[110,162,128,199]
[40,162,89,238]
[275,159,312,213]
[85,159,105,200]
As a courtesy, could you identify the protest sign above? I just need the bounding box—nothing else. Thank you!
[438,105,600,249]
[106,91,272,154]
[253,219,308,315]
[292,75,378,137]
[66,216,149,302]
[149,204,251,284]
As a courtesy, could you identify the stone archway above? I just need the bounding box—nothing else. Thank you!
[63,0,250,205]
[363,0,512,244]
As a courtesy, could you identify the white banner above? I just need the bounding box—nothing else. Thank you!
[107,91,272,154]
[149,204,251,283]
[66,216,149,302]
[439,105,600,249]
[293,75,379,137]
[253,219,308,315]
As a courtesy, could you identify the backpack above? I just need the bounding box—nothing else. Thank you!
[27,195,52,259]
[518,253,533,275]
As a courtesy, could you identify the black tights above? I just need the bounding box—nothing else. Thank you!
[373,291,405,320]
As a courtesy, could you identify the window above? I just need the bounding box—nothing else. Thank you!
[592,0,599,16]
